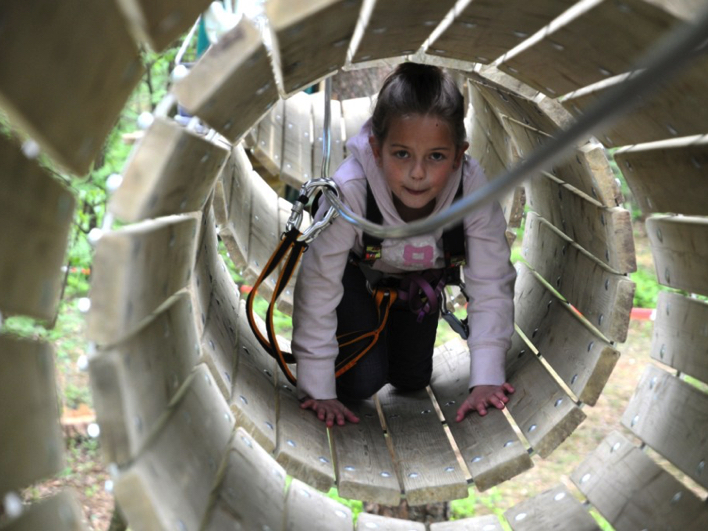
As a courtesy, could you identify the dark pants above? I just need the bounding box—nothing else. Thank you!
[335,262,439,399]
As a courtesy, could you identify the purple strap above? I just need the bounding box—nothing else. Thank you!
[398,271,447,322]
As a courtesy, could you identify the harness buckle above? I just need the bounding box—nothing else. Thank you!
[440,289,469,340]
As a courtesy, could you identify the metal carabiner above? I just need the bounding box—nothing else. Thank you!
[298,180,340,243]
[284,178,340,243]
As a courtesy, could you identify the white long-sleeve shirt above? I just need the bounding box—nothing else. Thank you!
[292,121,516,400]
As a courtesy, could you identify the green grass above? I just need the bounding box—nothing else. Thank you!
[450,487,511,528]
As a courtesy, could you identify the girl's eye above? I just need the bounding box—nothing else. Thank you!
[394,150,409,159]
[430,152,446,161]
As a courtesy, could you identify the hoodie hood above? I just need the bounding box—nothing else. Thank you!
[345,118,464,224]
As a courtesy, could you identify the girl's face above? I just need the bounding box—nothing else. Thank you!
[370,114,468,222]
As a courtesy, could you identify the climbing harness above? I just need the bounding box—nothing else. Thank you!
[246,173,471,386]
[353,178,470,336]
[245,177,402,386]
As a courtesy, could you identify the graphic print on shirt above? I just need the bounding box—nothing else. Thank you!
[381,235,444,271]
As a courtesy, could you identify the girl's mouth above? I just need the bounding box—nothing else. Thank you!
[405,187,427,196]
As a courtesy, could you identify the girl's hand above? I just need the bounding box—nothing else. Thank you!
[455,383,515,422]
[300,397,361,427]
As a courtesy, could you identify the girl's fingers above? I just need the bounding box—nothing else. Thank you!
[503,382,515,394]
[344,409,361,423]
[455,402,471,422]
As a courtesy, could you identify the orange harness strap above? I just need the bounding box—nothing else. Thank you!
[246,230,396,387]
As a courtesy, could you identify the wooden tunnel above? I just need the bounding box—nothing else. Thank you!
[1,0,708,529]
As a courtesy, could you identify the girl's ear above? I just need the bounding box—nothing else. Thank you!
[369,135,383,166]
[453,142,470,169]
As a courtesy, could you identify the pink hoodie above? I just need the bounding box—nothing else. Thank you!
[292,120,515,400]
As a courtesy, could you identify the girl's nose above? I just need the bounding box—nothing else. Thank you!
[410,159,425,179]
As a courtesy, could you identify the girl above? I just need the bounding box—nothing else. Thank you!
[292,63,516,427]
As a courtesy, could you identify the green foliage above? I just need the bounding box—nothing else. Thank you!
[630,268,664,308]
[218,239,295,336]
[590,508,615,530]
[64,382,93,410]
[450,487,511,529]
[683,374,708,394]
[326,488,364,521]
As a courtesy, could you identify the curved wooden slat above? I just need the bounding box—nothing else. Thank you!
[377,384,469,505]
[231,361,278,454]
[504,484,600,531]
[522,212,634,342]
[330,398,402,505]
[115,0,211,52]
[267,0,363,95]
[469,70,621,208]
[562,54,708,148]
[514,264,619,406]
[505,332,587,458]
[110,118,229,222]
[356,513,426,531]
[203,428,287,531]
[284,478,353,531]
[571,431,708,531]
[192,206,220,336]
[498,0,681,97]
[430,515,504,531]
[430,342,533,492]
[282,92,315,188]
[0,336,64,496]
[0,137,75,321]
[114,364,235,531]
[651,291,708,383]
[342,96,374,148]
[469,71,568,137]
[276,375,336,493]
[174,18,279,143]
[1,491,86,531]
[429,0,573,65]
[526,173,636,273]
[199,255,240,400]
[467,84,526,235]
[614,135,708,216]
[193,205,242,399]
[87,214,199,344]
[0,0,142,175]
[646,215,708,296]
[222,145,255,268]
[621,364,708,490]
[88,292,199,465]
[352,0,457,63]
[254,99,286,178]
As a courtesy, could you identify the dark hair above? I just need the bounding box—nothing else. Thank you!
[371,63,467,148]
